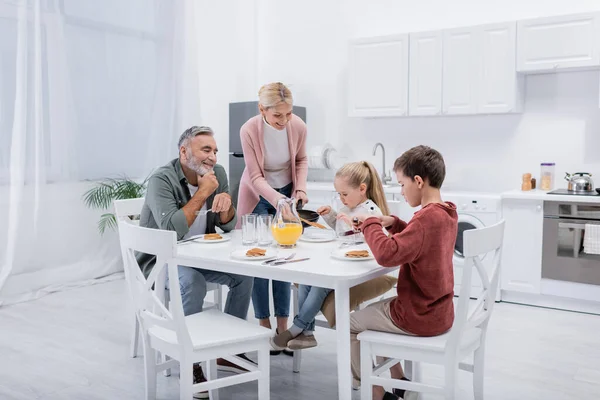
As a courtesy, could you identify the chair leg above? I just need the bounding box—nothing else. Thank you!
[216,286,223,311]
[404,360,422,382]
[258,343,270,400]
[180,359,194,400]
[292,286,302,373]
[292,349,302,373]
[443,361,458,400]
[473,346,485,400]
[142,335,157,400]
[360,341,373,400]
[207,359,219,400]
[130,314,140,358]
[163,353,172,377]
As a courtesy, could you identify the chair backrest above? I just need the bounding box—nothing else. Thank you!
[447,220,505,350]
[117,220,193,350]
[114,198,145,220]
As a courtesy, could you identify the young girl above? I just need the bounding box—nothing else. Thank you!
[270,161,389,351]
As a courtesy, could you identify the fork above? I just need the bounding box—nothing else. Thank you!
[339,241,364,248]
[262,253,296,265]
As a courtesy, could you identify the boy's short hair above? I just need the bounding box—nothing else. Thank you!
[393,145,446,189]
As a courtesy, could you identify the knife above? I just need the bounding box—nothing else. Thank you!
[338,230,358,237]
[271,257,310,266]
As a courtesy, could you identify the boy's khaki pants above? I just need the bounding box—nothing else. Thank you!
[350,297,413,383]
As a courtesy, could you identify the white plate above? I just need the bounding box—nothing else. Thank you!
[183,234,232,244]
[299,227,337,243]
[330,248,374,261]
[230,247,278,261]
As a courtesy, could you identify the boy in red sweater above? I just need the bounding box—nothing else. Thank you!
[351,145,458,400]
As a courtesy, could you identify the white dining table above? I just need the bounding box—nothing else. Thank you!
[174,229,398,400]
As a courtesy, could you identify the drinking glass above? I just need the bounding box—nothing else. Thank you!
[241,214,257,245]
[257,214,273,246]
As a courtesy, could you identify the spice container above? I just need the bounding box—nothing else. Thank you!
[531,177,536,190]
[522,173,532,191]
[540,163,555,191]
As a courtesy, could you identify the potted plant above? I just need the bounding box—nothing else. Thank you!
[82,176,149,234]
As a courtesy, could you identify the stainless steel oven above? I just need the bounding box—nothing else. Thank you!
[542,202,600,285]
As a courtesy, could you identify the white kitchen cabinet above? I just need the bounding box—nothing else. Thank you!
[517,12,600,72]
[442,27,479,115]
[501,199,544,294]
[478,22,523,113]
[408,31,443,116]
[348,34,409,117]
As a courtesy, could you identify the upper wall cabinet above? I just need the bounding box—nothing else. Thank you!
[408,31,443,116]
[479,22,523,113]
[439,22,522,115]
[348,35,409,117]
[442,27,480,115]
[517,12,600,72]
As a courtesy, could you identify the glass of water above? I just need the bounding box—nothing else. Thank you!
[257,214,273,246]
[241,214,257,245]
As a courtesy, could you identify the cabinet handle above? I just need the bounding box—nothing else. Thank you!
[536,205,542,211]
[553,64,559,69]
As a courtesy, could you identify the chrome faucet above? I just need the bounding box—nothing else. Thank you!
[372,143,392,184]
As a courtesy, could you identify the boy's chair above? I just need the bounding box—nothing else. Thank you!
[118,220,272,400]
[358,220,505,400]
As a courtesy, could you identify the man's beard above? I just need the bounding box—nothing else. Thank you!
[186,151,213,177]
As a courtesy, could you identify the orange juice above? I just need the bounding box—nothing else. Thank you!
[271,223,303,246]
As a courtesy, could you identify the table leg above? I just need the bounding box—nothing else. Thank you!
[335,282,352,400]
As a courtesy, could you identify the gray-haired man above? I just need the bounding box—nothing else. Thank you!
[138,126,254,398]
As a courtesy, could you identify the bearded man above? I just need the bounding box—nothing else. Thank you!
[137,126,254,397]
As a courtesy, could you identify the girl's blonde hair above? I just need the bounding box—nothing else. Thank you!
[258,82,293,109]
[335,161,390,215]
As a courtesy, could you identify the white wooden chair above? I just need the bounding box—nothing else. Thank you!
[114,198,223,359]
[118,220,272,400]
[358,220,505,400]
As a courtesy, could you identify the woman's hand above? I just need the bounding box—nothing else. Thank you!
[317,206,332,216]
[295,190,309,206]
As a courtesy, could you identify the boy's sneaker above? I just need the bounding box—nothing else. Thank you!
[192,364,208,399]
[216,353,257,374]
[382,392,399,400]
[394,377,419,400]
[287,333,317,350]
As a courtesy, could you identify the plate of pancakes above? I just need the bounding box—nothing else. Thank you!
[330,248,374,261]
[192,233,232,243]
[230,247,278,261]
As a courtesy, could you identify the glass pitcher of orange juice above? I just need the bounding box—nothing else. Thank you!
[271,197,303,249]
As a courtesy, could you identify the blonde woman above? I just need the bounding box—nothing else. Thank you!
[237,82,308,352]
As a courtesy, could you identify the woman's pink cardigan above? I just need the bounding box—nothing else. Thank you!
[236,114,308,227]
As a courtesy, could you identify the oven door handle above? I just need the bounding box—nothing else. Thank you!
[558,222,586,230]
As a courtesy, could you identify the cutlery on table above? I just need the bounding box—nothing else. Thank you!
[271,257,310,266]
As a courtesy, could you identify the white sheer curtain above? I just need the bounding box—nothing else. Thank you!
[0,0,200,305]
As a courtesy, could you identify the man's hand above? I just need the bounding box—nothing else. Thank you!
[197,171,219,197]
[212,193,232,213]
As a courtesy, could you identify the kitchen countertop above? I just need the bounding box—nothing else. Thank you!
[502,190,600,204]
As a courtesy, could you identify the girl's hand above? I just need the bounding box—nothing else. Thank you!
[317,206,332,216]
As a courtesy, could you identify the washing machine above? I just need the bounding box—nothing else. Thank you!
[443,192,502,301]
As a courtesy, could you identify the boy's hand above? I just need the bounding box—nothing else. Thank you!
[352,214,396,229]
[317,206,332,216]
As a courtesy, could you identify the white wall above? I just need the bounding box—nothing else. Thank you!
[194,0,259,174]
[255,0,600,192]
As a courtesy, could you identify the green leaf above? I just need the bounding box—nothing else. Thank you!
[98,213,117,235]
